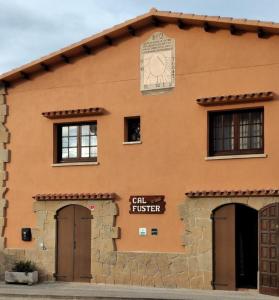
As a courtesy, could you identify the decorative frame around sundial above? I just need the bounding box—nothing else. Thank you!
[140,32,175,93]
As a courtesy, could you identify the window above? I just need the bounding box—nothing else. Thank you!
[209,108,263,156]
[55,122,97,163]
[124,117,141,142]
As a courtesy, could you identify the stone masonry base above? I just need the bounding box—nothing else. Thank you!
[0,249,208,289]
[1,196,278,289]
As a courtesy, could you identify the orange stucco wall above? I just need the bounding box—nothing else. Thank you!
[4,23,279,251]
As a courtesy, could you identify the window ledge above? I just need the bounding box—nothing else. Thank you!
[52,162,99,167]
[205,153,267,161]
[123,141,142,145]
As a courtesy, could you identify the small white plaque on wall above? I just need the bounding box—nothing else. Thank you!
[139,227,147,236]
[140,32,175,94]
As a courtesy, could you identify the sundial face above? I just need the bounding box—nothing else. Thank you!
[140,32,175,93]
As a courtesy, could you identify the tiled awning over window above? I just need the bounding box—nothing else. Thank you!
[42,107,105,119]
[196,91,274,106]
[33,193,116,201]
[186,189,279,198]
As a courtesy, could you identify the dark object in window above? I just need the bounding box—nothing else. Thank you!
[22,228,32,241]
[209,108,263,156]
[125,117,141,142]
[55,122,97,163]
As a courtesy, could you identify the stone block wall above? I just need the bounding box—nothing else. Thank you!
[0,83,9,251]
[178,195,279,289]
[1,195,279,288]
[32,199,119,281]
[91,251,210,289]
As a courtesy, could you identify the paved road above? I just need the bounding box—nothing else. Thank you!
[0,282,278,300]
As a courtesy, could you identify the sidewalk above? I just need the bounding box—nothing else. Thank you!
[0,282,278,300]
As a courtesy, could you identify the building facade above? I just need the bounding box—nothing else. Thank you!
[0,8,279,296]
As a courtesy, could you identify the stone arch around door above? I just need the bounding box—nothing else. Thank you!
[178,195,279,290]
[32,195,120,282]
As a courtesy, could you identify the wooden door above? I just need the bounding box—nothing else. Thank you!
[212,204,236,290]
[73,205,92,282]
[259,203,279,296]
[56,205,92,282]
[56,205,75,282]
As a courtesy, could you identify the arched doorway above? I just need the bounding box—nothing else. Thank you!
[259,203,279,296]
[55,205,92,282]
[212,203,258,290]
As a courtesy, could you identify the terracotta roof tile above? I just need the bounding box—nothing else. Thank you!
[186,189,279,198]
[33,193,116,201]
[196,91,274,106]
[42,107,105,119]
[2,9,279,85]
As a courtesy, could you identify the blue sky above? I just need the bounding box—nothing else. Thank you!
[1,0,279,74]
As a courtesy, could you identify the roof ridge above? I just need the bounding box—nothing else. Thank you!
[153,9,277,25]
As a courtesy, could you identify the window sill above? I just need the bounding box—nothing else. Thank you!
[123,141,142,145]
[52,162,99,167]
[205,153,267,161]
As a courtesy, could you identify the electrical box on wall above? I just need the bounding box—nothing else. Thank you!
[21,228,32,241]
[151,228,158,235]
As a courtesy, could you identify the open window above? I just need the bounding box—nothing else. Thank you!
[124,116,141,143]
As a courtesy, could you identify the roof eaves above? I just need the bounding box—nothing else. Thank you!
[0,9,154,83]
[2,8,279,84]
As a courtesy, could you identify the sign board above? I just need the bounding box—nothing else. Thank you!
[129,195,165,214]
